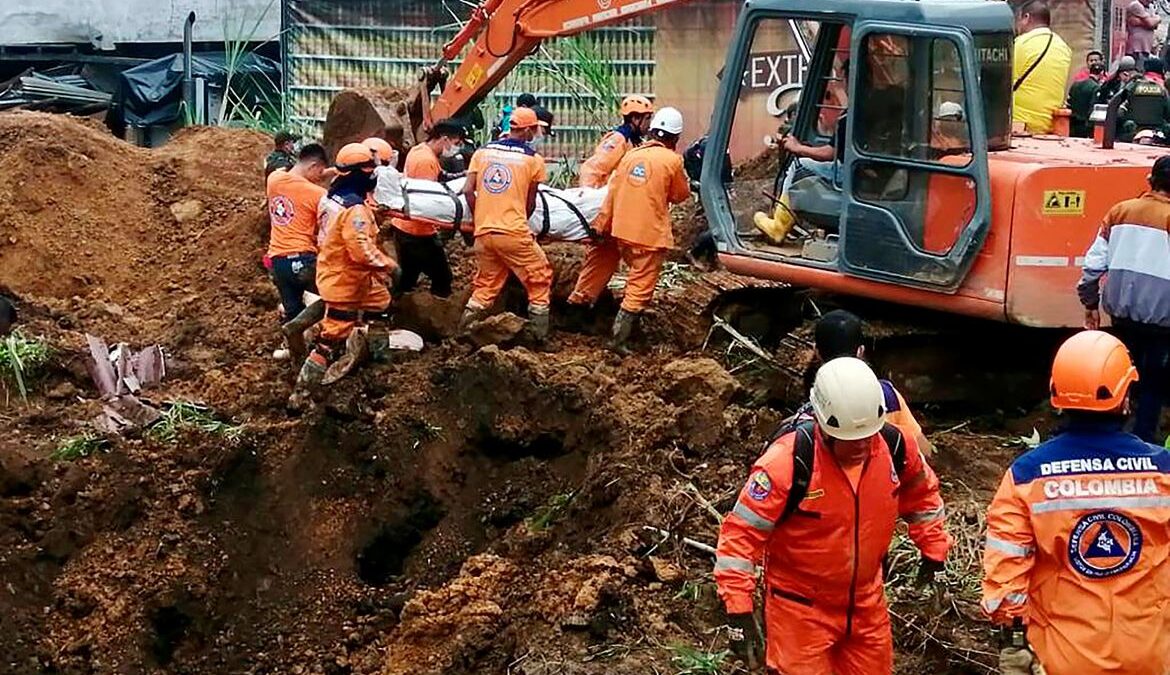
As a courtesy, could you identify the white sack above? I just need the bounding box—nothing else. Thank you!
[373,166,605,242]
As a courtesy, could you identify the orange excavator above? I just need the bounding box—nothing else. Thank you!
[385,0,1161,398]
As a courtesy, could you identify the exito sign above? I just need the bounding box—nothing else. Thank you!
[740,20,813,117]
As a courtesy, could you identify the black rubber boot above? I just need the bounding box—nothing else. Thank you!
[609,309,638,355]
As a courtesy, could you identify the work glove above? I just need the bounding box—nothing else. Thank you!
[726,612,764,670]
[916,557,946,586]
[461,228,475,247]
[387,265,404,295]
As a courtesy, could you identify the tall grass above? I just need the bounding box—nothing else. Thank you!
[216,0,286,134]
[0,331,52,403]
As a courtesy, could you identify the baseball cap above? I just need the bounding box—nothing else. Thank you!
[1118,55,1137,72]
[1152,155,1170,181]
[430,118,467,138]
[532,105,555,136]
[935,101,964,120]
[510,107,549,129]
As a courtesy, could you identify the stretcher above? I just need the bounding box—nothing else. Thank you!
[372,166,605,242]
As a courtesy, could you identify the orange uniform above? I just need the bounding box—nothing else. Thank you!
[982,423,1170,674]
[569,141,691,312]
[315,200,396,342]
[715,425,951,674]
[578,128,636,189]
[267,169,326,257]
[466,138,552,310]
[392,144,443,237]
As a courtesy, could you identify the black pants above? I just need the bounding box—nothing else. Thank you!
[1113,317,1170,442]
[271,253,317,323]
[393,230,453,298]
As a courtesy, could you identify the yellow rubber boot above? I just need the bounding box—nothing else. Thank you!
[752,194,796,244]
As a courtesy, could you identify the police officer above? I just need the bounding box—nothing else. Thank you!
[1119,64,1170,141]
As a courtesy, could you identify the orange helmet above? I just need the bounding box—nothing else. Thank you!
[335,142,376,174]
[362,137,395,165]
[620,95,654,117]
[1050,330,1139,411]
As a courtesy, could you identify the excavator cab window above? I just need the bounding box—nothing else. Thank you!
[837,23,992,290]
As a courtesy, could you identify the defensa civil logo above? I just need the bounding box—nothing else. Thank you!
[270,195,295,227]
[482,164,513,194]
[1068,511,1142,578]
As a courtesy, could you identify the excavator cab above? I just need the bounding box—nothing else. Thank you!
[703,0,1015,293]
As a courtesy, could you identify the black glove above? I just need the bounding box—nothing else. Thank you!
[917,556,945,586]
[461,229,475,247]
[726,612,763,669]
[388,265,404,295]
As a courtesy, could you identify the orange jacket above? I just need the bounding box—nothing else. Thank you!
[982,421,1170,675]
[715,425,951,616]
[579,128,635,189]
[392,143,444,237]
[594,141,691,250]
[468,139,547,237]
[266,169,327,257]
[316,200,396,304]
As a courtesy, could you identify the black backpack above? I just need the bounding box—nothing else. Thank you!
[768,415,907,523]
[683,135,733,184]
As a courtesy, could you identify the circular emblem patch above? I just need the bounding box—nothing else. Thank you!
[270,195,295,226]
[1068,510,1142,578]
[482,163,513,194]
[747,470,772,501]
[627,162,649,187]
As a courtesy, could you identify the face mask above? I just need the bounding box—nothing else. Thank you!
[441,144,461,158]
[531,135,545,147]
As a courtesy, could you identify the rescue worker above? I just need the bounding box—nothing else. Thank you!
[715,357,951,674]
[578,95,655,189]
[363,136,398,168]
[390,119,467,298]
[1078,155,1170,441]
[567,107,691,353]
[982,330,1170,675]
[265,130,299,177]
[1012,0,1072,134]
[798,309,933,455]
[461,107,553,344]
[266,143,328,332]
[291,143,399,404]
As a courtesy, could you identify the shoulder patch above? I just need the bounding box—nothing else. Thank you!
[747,470,773,501]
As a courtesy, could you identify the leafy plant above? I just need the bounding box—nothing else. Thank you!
[52,434,109,461]
[668,644,730,675]
[673,579,707,603]
[216,0,285,132]
[149,401,244,443]
[527,491,575,531]
[0,331,52,402]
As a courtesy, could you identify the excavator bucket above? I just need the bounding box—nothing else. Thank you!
[320,67,448,162]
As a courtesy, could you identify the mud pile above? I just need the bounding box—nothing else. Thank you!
[0,111,1024,675]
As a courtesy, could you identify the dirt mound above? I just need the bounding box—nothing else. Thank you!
[323,88,419,161]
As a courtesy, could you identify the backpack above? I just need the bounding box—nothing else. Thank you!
[766,416,907,523]
[683,135,733,184]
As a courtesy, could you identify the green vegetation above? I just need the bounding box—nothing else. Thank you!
[527,491,575,531]
[149,401,244,443]
[667,644,730,675]
[51,434,109,461]
[0,331,52,402]
[215,0,289,135]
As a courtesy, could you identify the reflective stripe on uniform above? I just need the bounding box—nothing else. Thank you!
[904,505,945,524]
[1031,496,1170,514]
[714,555,755,573]
[732,501,776,531]
[986,536,1034,558]
[982,591,1028,614]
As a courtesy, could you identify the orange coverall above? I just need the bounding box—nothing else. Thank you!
[568,141,691,313]
[578,128,636,189]
[982,421,1170,675]
[715,425,951,674]
[315,201,396,342]
[466,139,552,311]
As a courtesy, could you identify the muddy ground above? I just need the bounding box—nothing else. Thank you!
[0,112,1057,675]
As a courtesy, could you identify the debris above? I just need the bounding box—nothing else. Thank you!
[83,334,167,432]
[467,312,526,348]
[649,556,684,584]
[169,199,205,224]
[0,66,112,115]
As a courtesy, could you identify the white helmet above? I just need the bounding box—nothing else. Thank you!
[810,357,887,441]
[649,107,684,135]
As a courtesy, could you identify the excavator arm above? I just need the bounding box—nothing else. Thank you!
[417,0,692,131]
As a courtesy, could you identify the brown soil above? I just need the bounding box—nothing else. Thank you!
[0,111,1046,675]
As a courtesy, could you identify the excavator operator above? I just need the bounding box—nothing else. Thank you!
[578,95,655,188]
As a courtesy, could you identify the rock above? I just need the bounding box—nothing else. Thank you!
[661,357,740,406]
[649,556,684,584]
[467,312,526,348]
[170,199,205,224]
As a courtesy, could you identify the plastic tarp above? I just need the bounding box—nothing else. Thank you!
[119,52,279,126]
[372,167,605,242]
